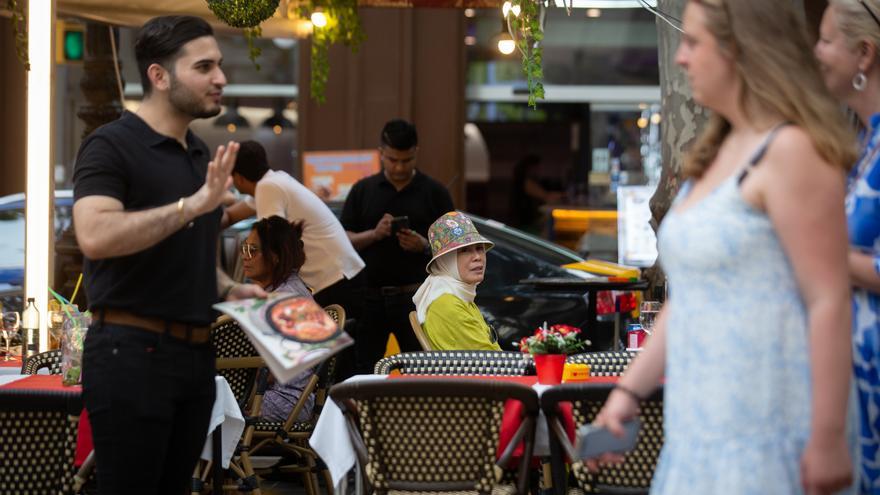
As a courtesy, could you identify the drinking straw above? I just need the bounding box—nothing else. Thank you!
[70,273,83,304]
[48,288,74,319]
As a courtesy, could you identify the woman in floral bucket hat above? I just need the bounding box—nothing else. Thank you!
[412,211,500,350]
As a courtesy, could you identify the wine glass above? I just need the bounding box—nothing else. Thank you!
[639,301,661,336]
[1,312,20,361]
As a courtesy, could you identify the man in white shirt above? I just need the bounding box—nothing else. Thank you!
[225,141,365,318]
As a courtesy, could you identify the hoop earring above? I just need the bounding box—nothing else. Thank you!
[853,72,868,91]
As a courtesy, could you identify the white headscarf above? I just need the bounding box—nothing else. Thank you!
[412,249,478,323]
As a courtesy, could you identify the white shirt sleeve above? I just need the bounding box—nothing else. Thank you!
[254,181,288,219]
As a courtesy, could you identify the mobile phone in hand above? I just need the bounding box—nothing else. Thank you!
[576,419,640,459]
[391,215,410,235]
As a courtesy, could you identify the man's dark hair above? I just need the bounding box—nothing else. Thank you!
[134,16,214,96]
[233,140,271,182]
[252,216,306,291]
[380,119,418,150]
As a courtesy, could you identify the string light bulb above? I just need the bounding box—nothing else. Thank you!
[497,33,516,55]
[311,8,327,28]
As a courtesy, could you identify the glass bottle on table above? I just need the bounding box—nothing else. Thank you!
[21,297,40,359]
[639,301,661,336]
[0,311,19,360]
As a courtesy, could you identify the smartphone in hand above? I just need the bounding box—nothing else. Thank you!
[391,215,410,235]
[576,419,640,459]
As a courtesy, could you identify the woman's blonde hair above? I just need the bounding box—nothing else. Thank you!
[829,0,880,52]
[683,0,856,178]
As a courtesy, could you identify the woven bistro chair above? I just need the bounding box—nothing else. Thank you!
[408,311,434,351]
[565,351,638,377]
[234,304,345,495]
[331,377,539,495]
[0,387,82,494]
[375,351,535,376]
[192,316,266,495]
[541,383,664,495]
[22,349,63,375]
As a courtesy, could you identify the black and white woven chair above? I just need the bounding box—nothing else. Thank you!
[240,304,346,495]
[0,387,82,494]
[541,383,664,495]
[331,378,539,495]
[565,351,638,377]
[22,349,63,375]
[192,316,265,494]
[375,351,535,376]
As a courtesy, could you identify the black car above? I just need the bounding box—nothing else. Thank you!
[222,211,631,351]
[466,214,620,351]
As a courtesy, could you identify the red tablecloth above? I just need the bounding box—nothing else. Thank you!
[0,375,90,466]
[0,356,22,368]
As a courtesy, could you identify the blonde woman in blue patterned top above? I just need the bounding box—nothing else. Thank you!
[590,1,857,494]
[816,1,880,492]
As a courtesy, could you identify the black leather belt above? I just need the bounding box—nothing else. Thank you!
[366,283,423,297]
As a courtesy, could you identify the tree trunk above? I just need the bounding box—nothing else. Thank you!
[646,0,709,298]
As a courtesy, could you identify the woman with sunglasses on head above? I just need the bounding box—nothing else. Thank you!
[241,215,315,422]
[592,1,856,494]
[815,2,880,492]
[412,212,500,351]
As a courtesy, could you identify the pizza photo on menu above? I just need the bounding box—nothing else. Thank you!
[266,296,340,343]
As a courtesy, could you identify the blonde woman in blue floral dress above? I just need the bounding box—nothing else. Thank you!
[590,1,857,494]
[815,1,880,492]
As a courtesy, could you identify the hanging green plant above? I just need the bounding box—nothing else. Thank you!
[508,0,544,108]
[207,0,279,70]
[299,0,365,104]
[206,0,280,28]
[4,0,28,71]
[243,26,263,71]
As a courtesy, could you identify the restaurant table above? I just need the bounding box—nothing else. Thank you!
[0,373,244,490]
[518,278,649,350]
[310,374,578,495]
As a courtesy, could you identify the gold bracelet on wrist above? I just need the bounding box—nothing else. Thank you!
[177,197,187,228]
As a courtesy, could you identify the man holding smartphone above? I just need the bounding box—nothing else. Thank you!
[341,119,454,373]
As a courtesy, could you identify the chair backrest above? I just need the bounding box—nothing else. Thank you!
[375,351,535,376]
[323,303,346,329]
[331,378,538,495]
[541,383,664,494]
[408,311,434,351]
[0,389,82,494]
[212,316,263,407]
[566,351,638,377]
[22,349,63,375]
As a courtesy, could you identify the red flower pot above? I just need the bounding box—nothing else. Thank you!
[534,354,566,385]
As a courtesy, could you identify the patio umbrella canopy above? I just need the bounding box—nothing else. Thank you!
[57,0,503,38]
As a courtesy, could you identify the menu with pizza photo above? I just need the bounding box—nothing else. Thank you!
[214,294,353,384]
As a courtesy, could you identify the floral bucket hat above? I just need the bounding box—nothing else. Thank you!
[426,211,494,273]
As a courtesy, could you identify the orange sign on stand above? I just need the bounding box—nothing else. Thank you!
[302,150,381,201]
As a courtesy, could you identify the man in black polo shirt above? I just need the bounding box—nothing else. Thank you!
[72,16,262,494]
[341,119,454,373]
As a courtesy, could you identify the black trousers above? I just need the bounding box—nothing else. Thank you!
[314,276,365,381]
[82,321,216,495]
[313,275,364,323]
[354,291,423,374]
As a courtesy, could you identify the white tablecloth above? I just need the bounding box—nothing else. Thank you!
[200,376,246,469]
[310,375,554,494]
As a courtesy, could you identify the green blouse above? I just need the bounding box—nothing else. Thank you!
[423,293,501,351]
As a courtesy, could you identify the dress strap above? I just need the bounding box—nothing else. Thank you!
[737,123,790,185]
